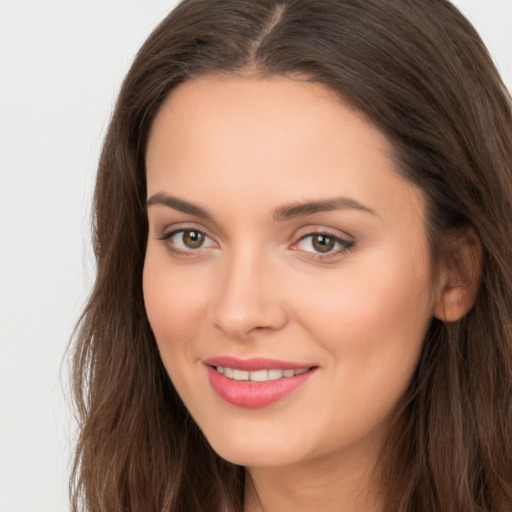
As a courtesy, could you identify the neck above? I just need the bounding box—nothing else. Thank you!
[243,447,384,512]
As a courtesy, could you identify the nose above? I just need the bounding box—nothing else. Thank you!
[209,248,288,341]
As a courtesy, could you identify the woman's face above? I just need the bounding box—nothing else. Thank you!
[143,76,440,470]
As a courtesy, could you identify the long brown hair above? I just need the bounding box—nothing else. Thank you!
[70,1,512,510]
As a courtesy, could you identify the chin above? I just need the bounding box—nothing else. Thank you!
[211,440,302,468]
[198,419,318,468]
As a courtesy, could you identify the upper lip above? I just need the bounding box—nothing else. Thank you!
[203,356,315,371]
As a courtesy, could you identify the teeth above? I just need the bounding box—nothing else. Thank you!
[216,366,309,382]
[268,369,283,380]
[233,369,249,381]
[249,369,268,382]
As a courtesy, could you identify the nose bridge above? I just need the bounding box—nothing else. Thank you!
[210,241,286,340]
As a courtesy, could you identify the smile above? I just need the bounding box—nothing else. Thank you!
[214,366,310,382]
[203,357,317,407]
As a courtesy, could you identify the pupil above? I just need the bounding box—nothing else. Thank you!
[313,235,334,253]
[184,230,204,248]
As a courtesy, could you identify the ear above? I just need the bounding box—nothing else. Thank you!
[433,227,483,323]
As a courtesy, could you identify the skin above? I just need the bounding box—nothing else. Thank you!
[143,75,448,511]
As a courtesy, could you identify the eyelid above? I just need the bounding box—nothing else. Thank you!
[155,221,214,240]
[292,225,354,243]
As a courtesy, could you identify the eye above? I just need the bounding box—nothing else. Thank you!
[157,228,217,254]
[293,231,354,259]
[178,230,206,249]
[304,233,336,253]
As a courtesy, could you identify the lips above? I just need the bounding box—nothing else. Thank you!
[203,357,317,408]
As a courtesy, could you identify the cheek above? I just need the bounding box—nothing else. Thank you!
[301,246,433,340]
[294,254,434,400]
[142,256,209,360]
[310,275,432,352]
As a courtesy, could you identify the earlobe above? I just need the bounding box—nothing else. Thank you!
[434,285,477,322]
[433,228,483,323]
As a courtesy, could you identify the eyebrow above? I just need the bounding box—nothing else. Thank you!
[272,197,376,220]
[147,192,212,218]
[146,192,375,220]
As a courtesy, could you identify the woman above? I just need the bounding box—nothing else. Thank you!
[71,0,512,510]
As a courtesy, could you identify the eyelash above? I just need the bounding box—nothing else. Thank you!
[156,227,355,261]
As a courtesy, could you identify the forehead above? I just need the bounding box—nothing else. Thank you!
[145,75,425,227]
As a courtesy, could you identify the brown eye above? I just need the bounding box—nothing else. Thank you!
[293,231,354,259]
[312,234,335,253]
[182,230,205,249]
[158,228,216,255]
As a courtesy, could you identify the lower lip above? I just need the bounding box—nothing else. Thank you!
[206,365,316,408]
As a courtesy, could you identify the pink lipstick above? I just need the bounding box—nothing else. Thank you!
[203,357,317,408]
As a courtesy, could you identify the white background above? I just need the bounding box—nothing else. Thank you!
[0,2,510,511]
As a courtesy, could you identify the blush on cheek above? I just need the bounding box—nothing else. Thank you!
[143,266,210,363]
[298,261,432,362]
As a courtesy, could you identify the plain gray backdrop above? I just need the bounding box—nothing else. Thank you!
[0,1,510,511]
